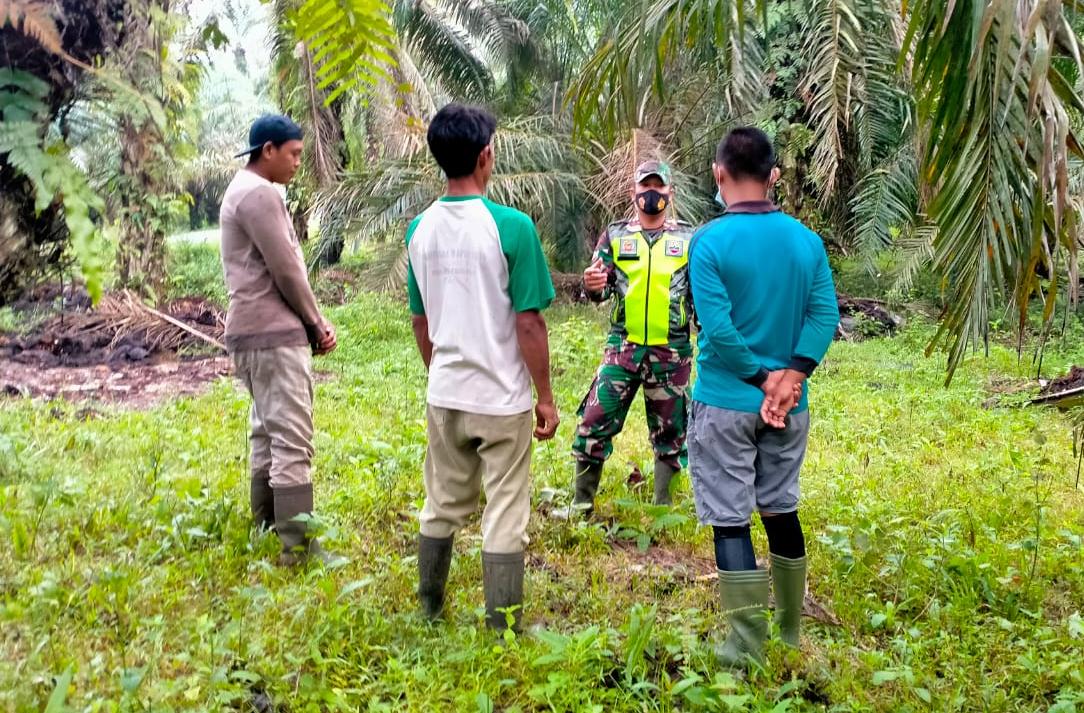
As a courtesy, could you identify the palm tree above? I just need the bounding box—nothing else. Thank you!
[571,0,1084,380]
[312,115,588,282]
[306,0,746,276]
[295,0,600,271]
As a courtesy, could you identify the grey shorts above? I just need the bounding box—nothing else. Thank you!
[688,400,810,526]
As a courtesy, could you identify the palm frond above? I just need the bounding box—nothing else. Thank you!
[359,240,411,294]
[568,0,766,145]
[892,221,937,295]
[293,0,397,103]
[312,115,590,272]
[850,145,918,266]
[438,0,531,68]
[800,0,863,201]
[396,0,494,99]
[907,0,1084,379]
[297,45,346,187]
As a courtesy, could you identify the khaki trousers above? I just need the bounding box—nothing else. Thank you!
[419,405,534,554]
[232,346,314,489]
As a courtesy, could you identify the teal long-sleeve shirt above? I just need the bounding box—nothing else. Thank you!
[688,203,840,414]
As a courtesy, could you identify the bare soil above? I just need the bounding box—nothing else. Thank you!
[0,356,233,409]
[551,272,591,303]
[1041,365,1084,395]
[836,295,905,339]
[1,288,231,407]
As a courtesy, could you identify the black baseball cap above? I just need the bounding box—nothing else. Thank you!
[234,114,304,158]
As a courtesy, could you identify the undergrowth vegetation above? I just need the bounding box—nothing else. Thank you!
[2,291,1083,710]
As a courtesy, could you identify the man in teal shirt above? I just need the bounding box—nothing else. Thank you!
[688,127,839,667]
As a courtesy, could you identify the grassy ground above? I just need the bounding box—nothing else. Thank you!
[2,292,1084,712]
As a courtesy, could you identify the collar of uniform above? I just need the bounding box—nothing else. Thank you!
[439,194,483,202]
[625,220,677,232]
[725,200,779,214]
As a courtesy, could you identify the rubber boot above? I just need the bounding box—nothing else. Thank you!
[653,460,679,506]
[418,534,454,620]
[482,551,525,631]
[770,553,806,648]
[551,461,602,519]
[251,473,274,530]
[716,568,771,668]
[273,483,334,566]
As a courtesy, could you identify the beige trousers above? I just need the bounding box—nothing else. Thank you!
[232,346,314,488]
[419,405,534,554]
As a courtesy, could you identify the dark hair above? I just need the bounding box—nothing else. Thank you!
[427,103,498,179]
[247,137,299,165]
[716,127,776,182]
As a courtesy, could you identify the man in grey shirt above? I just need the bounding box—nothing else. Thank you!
[219,115,337,565]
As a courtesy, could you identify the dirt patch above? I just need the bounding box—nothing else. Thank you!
[1,289,230,407]
[607,539,841,625]
[1,356,233,409]
[1041,365,1084,395]
[610,538,715,583]
[10,281,93,315]
[836,295,905,340]
[1,291,224,368]
[983,375,1043,409]
[552,272,590,304]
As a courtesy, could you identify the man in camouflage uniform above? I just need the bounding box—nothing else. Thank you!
[563,161,695,514]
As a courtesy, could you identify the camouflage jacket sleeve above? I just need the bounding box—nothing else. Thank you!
[584,228,615,303]
[681,223,699,333]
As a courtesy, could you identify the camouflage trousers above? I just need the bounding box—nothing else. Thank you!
[571,342,692,470]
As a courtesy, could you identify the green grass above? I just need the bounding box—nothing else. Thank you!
[165,241,228,307]
[2,295,1084,711]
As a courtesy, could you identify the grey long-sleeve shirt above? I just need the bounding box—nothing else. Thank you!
[219,169,323,352]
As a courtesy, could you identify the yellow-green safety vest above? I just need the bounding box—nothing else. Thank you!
[610,226,692,346]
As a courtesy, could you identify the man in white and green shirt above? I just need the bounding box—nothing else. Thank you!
[406,103,558,631]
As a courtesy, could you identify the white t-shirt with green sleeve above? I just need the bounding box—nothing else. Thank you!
[406,195,555,416]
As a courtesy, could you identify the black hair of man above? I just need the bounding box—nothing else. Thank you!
[716,127,776,182]
[426,103,498,179]
[247,136,297,166]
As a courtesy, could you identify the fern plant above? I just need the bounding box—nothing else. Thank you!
[0,68,106,300]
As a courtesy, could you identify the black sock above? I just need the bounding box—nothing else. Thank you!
[712,525,757,571]
[762,510,806,559]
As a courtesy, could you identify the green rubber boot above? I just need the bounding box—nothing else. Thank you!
[716,568,771,669]
[273,483,336,566]
[250,474,274,530]
[551,461,602,519]
[418,534,454,620]
[770,553,806,648]
[482,551,525,631]
[653,460,679,506]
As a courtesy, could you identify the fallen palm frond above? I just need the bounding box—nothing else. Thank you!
[3,291,226,361]
[93,291,225,352]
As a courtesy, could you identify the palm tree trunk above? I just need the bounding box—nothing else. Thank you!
[114,0,172,298]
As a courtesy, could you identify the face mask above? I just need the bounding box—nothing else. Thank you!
[714,190,726,209]
[635,189,669,216]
